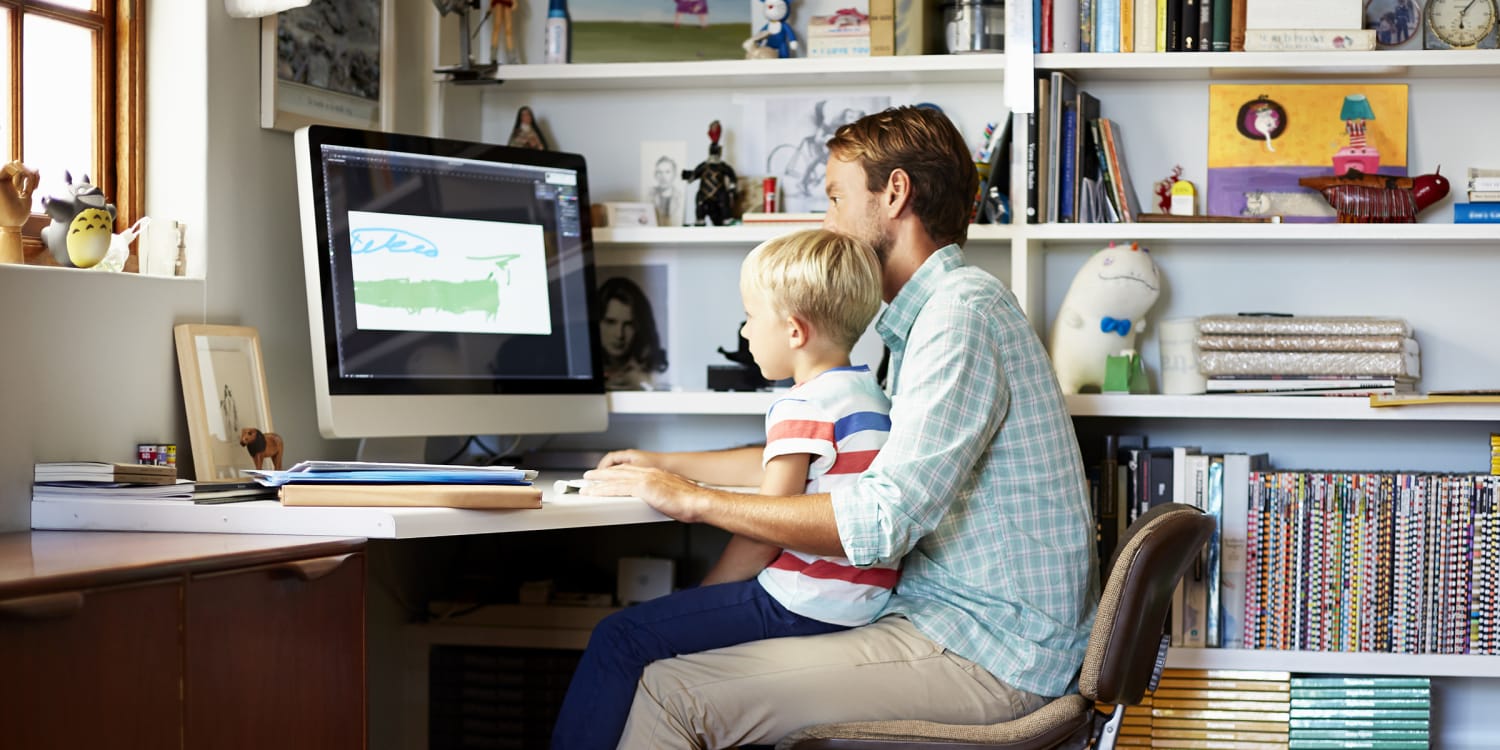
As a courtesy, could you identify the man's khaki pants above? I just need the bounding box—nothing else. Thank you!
[617,616,1049,749]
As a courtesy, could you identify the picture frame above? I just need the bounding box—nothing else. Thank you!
[174,324,277,482]
[260,0,395,132]
[595,264,674,391]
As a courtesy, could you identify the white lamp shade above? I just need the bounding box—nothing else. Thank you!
[225,0,312,18]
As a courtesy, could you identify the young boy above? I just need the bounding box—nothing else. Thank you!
[550,228,892,750]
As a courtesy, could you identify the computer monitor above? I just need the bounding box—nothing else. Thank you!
[293,125,607,440]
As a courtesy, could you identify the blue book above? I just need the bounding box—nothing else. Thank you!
[1059,107,1077,221]
[1454,203,1500,223]
[1034,0,1042,51]
[1095,0,1121,52]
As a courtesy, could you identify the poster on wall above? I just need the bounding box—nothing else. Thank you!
[595,264,674,391]
[261,0,395,132]
[738,94,892,214]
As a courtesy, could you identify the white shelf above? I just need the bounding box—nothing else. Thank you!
[482,54,1004,91]
[1039,50,1500,80]
[1167,648,1500,678]
[593,223,1014,247]
[1027,222,1500,245]
[1067,394,1500,421]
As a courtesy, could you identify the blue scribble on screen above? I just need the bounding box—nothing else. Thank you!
[350,228,439,257]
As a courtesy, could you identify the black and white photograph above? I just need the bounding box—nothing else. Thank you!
[740,94,891,213]
[261,0,393,131]
[640,141,688,227]
[595,264,672,391]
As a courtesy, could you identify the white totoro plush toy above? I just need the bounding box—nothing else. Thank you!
[1048,242,1162,394]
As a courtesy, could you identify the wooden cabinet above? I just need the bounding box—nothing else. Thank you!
[0,532,367,750]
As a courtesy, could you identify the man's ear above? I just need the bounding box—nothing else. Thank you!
[884,168,912,219]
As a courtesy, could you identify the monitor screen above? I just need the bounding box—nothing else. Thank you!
[294,125,607,439]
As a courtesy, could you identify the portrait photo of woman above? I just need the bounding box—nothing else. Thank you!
[596,269,670,390]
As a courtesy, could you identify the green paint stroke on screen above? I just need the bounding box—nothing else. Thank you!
[355,278,499,316]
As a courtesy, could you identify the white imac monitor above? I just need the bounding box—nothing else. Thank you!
[293,125,607,439]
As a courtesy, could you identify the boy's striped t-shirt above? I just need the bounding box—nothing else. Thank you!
[755,365,896,627]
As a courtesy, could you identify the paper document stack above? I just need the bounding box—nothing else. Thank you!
[249,461,543,509]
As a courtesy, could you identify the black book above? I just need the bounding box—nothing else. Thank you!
[1197,0,1213,51]
[1166,0,1184,51]
[1180,0,1199,51]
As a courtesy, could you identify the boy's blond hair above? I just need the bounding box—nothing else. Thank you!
[740,229,882,351]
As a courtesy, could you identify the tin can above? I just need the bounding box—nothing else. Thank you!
[762,177,778,213]
[138,443,157,465]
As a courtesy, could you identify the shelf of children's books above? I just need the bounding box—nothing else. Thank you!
[608,390,777,415]
[1026,222,1500,245]
[485,55,1004,91]
[1166,647,1500,678]
[1037,50,1500,81]
[594,223,1014,246]
[1066,394,1500,421]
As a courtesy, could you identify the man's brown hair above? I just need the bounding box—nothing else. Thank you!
[825,105,978,248]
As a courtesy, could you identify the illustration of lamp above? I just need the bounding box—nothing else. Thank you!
[1332,94,1380,176]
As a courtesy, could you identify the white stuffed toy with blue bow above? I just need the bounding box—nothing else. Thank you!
[1048,242,1161,394]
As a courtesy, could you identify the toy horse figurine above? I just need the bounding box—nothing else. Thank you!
[744,0,798,58]
[1298,168,1449,223]
[682,121,739,226]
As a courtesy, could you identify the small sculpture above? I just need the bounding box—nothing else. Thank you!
[508,106,549,150]
[1048,242,1162,394]
[40,171,116,268]
[1152,165,1184,214]
[240,427,285,471]
[491,0,518,64]
[682,120,738,226]
[93,216,152,273]
[0,161,40,264]
[1298,168,1450,223]
[744,0,798,58]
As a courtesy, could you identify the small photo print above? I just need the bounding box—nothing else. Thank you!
[596,264,672,391]
[1365,0,1422,50]
[641,141,688,228]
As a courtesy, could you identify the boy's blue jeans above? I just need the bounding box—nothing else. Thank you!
[550,579,849,750]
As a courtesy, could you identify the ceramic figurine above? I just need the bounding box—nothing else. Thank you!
[491,0,518,63]
[40,171,116,268]
[1048,242,1162,394]
[1298,168,1450,223]
[682,120,738,226]
[0,161,39,264]
[93,216,152,273]
[240,427,285,471]
[744,0,798,58]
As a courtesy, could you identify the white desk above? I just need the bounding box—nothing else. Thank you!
[30,474,669,539]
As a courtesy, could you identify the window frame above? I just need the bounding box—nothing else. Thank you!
[5,0,144,267]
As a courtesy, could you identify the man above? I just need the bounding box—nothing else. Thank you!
[583,106,1097,749]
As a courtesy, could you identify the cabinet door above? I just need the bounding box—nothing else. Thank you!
[0,579,182,750]
[184,552,366,750]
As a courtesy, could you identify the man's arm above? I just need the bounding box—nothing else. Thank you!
[595,445,764,487]
[583,464,845,557]
[699,452,809,585]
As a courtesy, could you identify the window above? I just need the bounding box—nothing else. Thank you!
[3,0,143,266]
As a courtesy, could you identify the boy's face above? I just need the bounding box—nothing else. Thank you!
[739,281,795,382]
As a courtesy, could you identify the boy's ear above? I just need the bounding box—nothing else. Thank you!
[786,314,811,350]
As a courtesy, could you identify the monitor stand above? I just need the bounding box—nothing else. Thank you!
[354,436,429,464]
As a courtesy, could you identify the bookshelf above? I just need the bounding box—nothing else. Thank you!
[457,44,1500,747]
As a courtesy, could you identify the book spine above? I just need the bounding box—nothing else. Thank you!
[1158,0,1170,49]
[1211,0,1231,49]
[1467,190,1500,202]
[1080,0,1094,50]
[1121,0,1135,51]
[1059,107,1078,221]
[868,0,895,55]
[1180,0,1198,50]
[1054,0,1082,52]
[1166,0,1182,49]
[1196,0,1212,50]
[1242,28,1376,51]
[1026,108,1039,222]
[1229,0,1246,49]
[1468,177,1500,190]
[1136,0,1157,51]
[1096,0,1122,52]
[1454,203,1500,223]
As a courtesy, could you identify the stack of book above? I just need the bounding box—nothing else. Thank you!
[1492,433,1499,476]
[33,461,193,500]
[1195,315,1419,396]
[1028,71,1141,225]
[1147,668,1292,747]
[1454,167,1500,224]
[1035,0,1374,53]
[249,460,543,509]
[1289,675,1431,748]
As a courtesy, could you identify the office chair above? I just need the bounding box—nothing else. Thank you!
[777,502,1215,750]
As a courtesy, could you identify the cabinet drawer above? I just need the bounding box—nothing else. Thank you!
[184,551,366,750]
[0,579,181,750]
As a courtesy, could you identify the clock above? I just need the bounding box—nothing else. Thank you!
[1424,0,1500,48]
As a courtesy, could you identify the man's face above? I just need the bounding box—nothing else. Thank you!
[655,160,674,186]
[822,155,891,262]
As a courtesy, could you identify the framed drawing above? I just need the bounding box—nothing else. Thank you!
[260,0,395,132]
[595,264,673,391]
[174,324,277,482]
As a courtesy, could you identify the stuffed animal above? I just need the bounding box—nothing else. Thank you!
[744,0,798,58]
[1048,242,1162,394]
[40,171,116,268]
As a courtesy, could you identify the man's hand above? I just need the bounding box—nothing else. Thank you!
[582,464,706,523]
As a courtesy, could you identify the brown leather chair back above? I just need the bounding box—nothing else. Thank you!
[1078,502,1215,707]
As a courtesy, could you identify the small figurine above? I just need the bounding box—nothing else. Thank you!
[1169,179,1197,216]
[40,171,116,268]
[239,427,285,471]
[508,106,549,150]
[744,0,799,59]
[682,120,739,226]
[93,216,152,273]
[0,161,39,264]
[491,0,517,64]
[1152,165,1184,214]
[1298,168,1450,223]
[1048,242,1162,394]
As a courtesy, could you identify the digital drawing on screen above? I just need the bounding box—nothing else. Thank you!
[347,210,552,335]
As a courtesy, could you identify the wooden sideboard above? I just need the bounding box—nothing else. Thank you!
[0,531,367,750]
